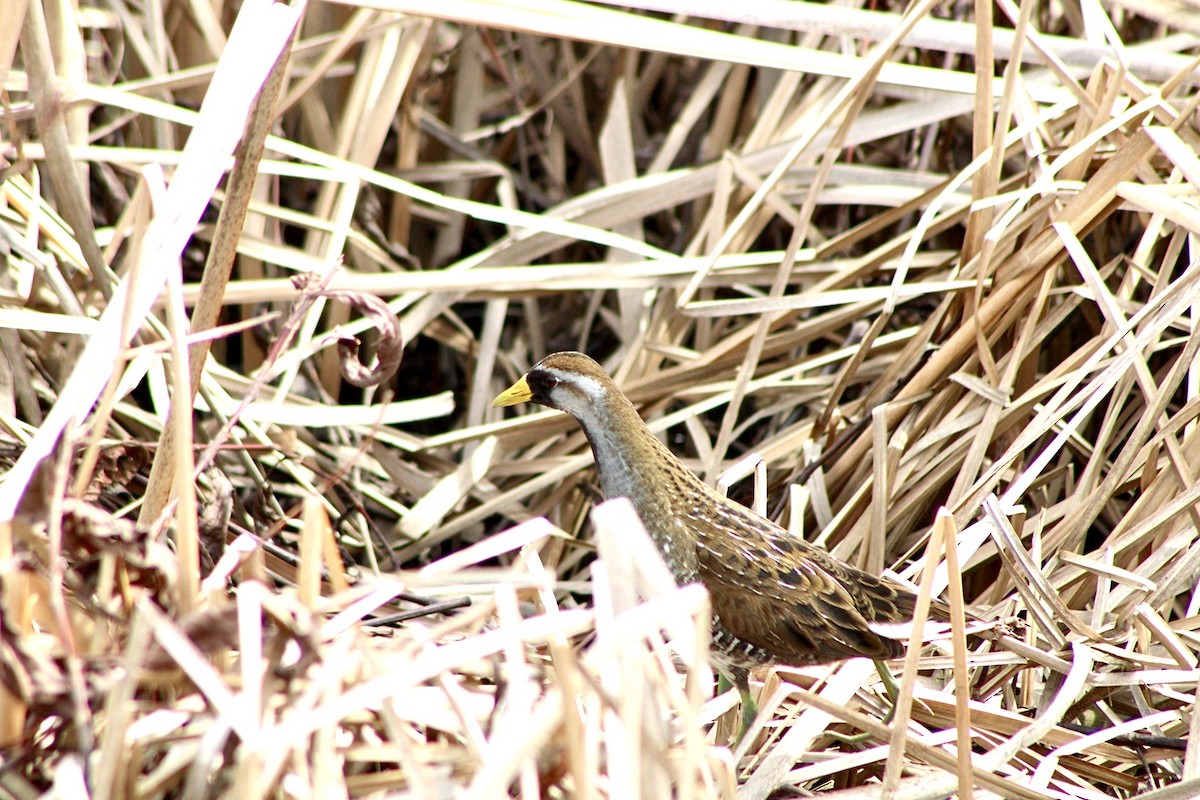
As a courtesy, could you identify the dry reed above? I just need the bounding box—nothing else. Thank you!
[2,0,1200,797]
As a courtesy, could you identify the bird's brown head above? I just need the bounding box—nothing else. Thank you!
[491,351,616,422]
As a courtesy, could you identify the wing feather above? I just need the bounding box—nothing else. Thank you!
[695,510,916,665]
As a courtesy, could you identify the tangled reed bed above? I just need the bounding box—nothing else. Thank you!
[3,0,1200,797]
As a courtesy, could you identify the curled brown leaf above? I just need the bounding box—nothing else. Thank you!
[291,274,404,388]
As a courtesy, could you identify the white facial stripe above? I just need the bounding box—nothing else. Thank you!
[540,366,608,423]
[546,368,604,399]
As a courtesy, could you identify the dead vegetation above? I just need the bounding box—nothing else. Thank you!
[2,0,1200,797]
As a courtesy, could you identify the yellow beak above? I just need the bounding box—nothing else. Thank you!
[492,375,533,408]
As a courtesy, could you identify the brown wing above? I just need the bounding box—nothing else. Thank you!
[695,516,917,666]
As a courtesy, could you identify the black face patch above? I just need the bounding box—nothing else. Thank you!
[527,369,561,405]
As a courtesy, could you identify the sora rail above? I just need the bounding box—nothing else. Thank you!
[493,351,920,730]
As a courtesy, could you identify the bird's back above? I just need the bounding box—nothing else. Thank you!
[638,474,918,668]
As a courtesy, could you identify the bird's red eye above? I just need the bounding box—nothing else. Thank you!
[544,376,559,389]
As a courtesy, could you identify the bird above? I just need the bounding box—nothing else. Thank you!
[492,351,922,735]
